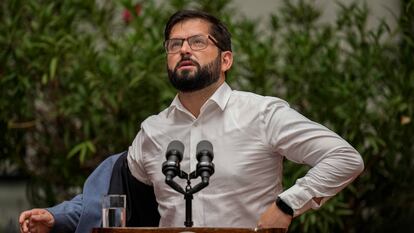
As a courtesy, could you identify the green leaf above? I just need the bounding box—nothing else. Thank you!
[41,74,48,85]
[49,57,58,80]
[67,140,96,164]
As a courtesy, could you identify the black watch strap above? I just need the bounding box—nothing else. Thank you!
[275,197,294,216]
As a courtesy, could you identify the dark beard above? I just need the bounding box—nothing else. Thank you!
[167,55,221,92]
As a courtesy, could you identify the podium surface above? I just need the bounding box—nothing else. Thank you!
[92,227,286,233]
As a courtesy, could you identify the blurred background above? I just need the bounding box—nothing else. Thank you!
[1,0,413,232]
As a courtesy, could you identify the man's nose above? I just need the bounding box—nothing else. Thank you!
[179,40,192,54]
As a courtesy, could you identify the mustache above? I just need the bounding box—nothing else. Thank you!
[176,57,199,69]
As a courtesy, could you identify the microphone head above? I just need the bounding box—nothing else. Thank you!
[196,140,214,160]
[166,140,184,161]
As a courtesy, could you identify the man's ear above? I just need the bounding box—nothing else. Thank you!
[221,51,233,72]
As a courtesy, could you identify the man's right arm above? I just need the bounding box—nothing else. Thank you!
[46,194,83,232]
[127,129,159,185]
[19,194,83,233]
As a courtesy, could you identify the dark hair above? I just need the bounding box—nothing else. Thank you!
[164,10,232,52]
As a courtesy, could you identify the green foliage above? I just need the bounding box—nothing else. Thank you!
[0,0,175,205]
[1,0,413,232]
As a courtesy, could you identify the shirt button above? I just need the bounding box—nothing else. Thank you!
[194,122,198,127]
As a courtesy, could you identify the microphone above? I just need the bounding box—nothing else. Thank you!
[196,140,215,184]
[162,140,184,182]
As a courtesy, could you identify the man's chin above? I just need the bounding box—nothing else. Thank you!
[177,70,196,79]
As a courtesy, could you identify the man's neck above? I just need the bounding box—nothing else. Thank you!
[178,79,224,118]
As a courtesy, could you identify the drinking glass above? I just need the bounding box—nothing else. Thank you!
[102,194,126,227]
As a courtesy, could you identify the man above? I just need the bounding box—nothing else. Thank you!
[19,9,364,232]
[127,9,363,228]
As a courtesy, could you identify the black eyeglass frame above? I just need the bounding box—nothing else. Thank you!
[164,34,224,54]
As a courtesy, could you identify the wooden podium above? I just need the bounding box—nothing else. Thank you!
[92,227,286,233]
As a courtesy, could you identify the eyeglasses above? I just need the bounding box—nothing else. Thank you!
[164,34,223,54]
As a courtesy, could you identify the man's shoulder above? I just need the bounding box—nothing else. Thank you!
[230,90,289,108]
[142,107,170,126]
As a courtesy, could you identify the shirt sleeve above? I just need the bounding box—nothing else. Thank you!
[262,99,364,216]
[47,194,82,233]
[127,129,153,186]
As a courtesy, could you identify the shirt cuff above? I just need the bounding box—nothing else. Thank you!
[46,210,77,233]
[278,184,326,217]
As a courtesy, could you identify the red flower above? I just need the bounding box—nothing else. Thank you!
[122,3,142,24]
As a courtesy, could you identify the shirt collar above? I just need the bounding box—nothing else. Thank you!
[167,82,232,117]
[209,82,232,111]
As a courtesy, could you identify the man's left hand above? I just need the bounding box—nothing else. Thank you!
[257,202,292,229]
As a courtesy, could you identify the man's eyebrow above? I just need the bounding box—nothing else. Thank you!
[169,34,204,39]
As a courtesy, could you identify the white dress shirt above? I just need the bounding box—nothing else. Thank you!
[128,82,364,227]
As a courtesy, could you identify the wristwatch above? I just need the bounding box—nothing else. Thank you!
[275,197,294,216]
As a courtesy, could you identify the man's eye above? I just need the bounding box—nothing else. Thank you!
[191,38,206,48]
[169,40,182,49]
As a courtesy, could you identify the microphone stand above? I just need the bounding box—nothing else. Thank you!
[184,181,193,227]
[165,170,210,227]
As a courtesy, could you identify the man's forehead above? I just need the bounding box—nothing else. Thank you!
[169,18,211,37]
